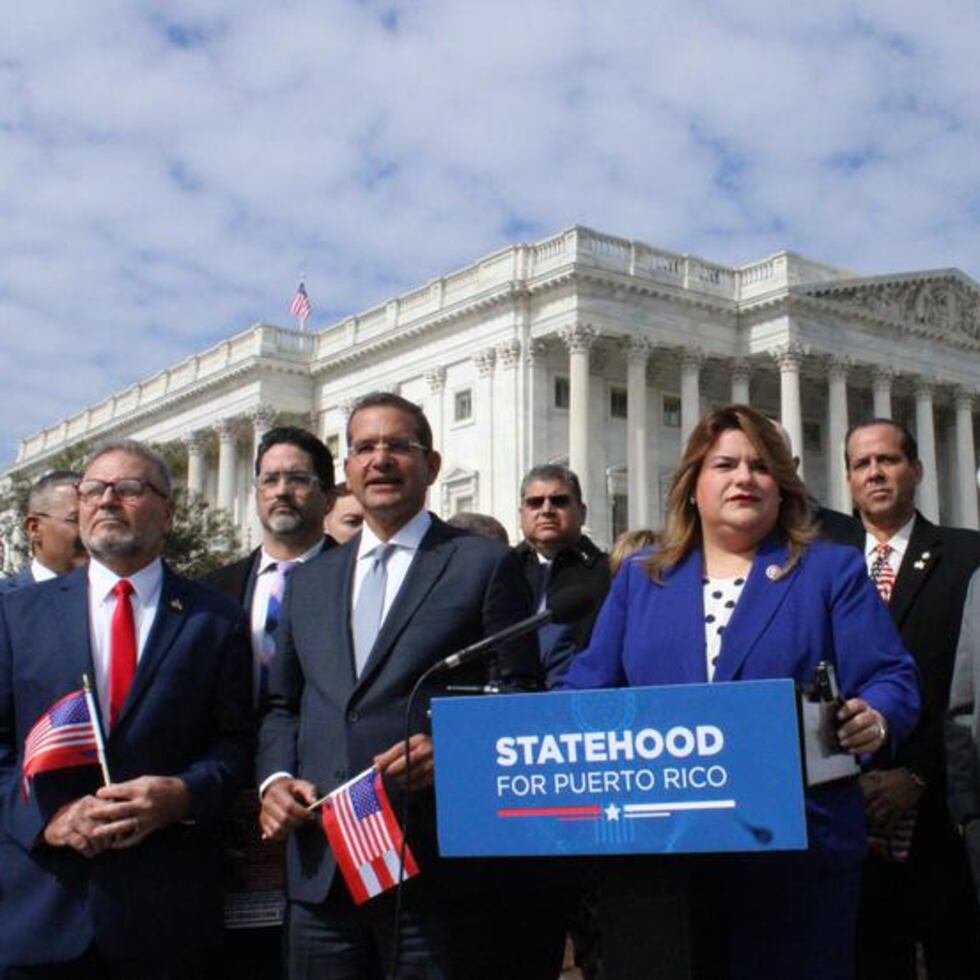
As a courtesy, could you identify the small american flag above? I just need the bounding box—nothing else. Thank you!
[289,282,312,324]
[321,767,419,905]
[22,689,100,797]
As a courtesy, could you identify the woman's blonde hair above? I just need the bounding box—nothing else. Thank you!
[610,528,659,577]
[645,404,814,582]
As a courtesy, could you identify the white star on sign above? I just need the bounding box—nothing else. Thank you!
[604,803,621,821]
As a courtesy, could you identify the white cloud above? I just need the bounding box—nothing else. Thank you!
[3,0,980,465]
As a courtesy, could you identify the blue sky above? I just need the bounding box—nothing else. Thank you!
[3,0,980,466]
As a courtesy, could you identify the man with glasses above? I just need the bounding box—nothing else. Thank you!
[0,470,87,593]
[205,425,336,980]
[257,391,549,979]
[0,439,252,977]
[514,464,611,687]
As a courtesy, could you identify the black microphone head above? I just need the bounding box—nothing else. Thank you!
[548,586,596,625]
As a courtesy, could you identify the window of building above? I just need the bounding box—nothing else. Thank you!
[325,434,340,461]
[454,388,473,423]
[610,387,628,419]
[663,395,681,428]
[555,376,570,410]
[455,495,474,514]
[803,421,822,453]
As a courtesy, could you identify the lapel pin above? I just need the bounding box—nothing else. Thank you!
[765,565,780,581]
[920,552,931,561]
[170,598,183,612]
[913,561,925,570]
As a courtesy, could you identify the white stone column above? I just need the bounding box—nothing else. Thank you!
[524,339,549,470]
[731,358,751,406]
[184,432,206,498]
[559,324,597,506]
[872,368,894,419]
[914,380,940,523]
[626,337,652,528]
[954,390,979,529]
[680,348,704,445]
[474,348,496,514]
[424,368,446,514]
[496,340,523,534]
[826,357,851,513]
[214,419,239,515]
[247,406,277,545]
[775,344,805,480]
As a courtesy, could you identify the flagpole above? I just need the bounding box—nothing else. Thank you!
[81,673,111,787]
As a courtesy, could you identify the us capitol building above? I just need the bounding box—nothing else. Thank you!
[5,226,980,551]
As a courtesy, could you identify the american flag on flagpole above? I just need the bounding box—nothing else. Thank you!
[22,689,100,798]
[289,282,312,326]
[321,767,419,905]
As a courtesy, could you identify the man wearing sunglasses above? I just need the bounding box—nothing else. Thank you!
[0,439,252,977]
[0,470,87,594]
[514,464,611,687]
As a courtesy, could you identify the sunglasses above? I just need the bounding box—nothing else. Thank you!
[522,494,573,510]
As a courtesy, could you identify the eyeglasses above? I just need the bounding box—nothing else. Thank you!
[522,494,573,510]
[348,439,428,463]
[76,479,169,503]
[32,511,80,526]
[254,471,322,492]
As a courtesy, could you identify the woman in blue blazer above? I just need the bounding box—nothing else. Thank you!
[562,405,919,980]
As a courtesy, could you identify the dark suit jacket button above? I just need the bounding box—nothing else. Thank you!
[347,709,360,722]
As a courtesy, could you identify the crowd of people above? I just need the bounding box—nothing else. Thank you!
[1,391,979,980]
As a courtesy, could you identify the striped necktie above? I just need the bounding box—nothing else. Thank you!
[870,543,896,603]
[260,561,296,705]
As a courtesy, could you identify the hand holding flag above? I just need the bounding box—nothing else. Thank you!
[317,767,419,905]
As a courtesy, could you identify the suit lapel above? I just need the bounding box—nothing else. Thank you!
[353,521,455,692]
[661,550,711,684]
[331,544,359,696]
[713,534,796,682]
[887,512,942,628]
[114,566,189,731]
[52,568,97,693]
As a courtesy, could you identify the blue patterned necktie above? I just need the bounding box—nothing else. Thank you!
[259,561,296,705]
[353,544,394,675]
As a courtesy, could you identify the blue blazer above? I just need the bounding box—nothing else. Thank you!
[0,565,253,966]
[562,535,921,865]
[257,515,540,904]
[0,566,35,595]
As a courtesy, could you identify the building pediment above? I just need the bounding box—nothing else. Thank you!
[792,269,980,345]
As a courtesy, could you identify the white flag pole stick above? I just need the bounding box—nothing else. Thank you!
[81,673,111,787]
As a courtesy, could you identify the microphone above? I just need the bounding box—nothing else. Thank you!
[434,586,595,672]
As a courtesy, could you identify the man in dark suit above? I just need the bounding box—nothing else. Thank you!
[205,426,335,978]
[0,439,252,977]
[257,392,547,979]
[844,418,980,980]
[0,470,87,594]
[512,464,610,688]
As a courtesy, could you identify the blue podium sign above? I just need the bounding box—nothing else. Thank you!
[432,680,807,857]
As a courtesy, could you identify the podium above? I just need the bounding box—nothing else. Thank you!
[431,679,808,857]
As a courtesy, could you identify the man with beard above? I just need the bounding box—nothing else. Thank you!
[0,440,252,976]
[205,426,336,978]
[0,471,88,593]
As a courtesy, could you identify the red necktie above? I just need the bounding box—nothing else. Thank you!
[109,579,137,726]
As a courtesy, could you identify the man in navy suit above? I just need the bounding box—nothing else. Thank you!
[0,440,252,977]
[258,392,547,979]
[0,470,87,594]
[844,419,980,980]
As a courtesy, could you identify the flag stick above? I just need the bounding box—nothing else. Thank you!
[306,793,329,812]
[81,673,111,787]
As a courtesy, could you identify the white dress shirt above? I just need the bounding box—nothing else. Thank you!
[249,539,327,680]
[30,558,59,583]
[87,557,164,724]
[351,509,432,630]
[863,514,916,579]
